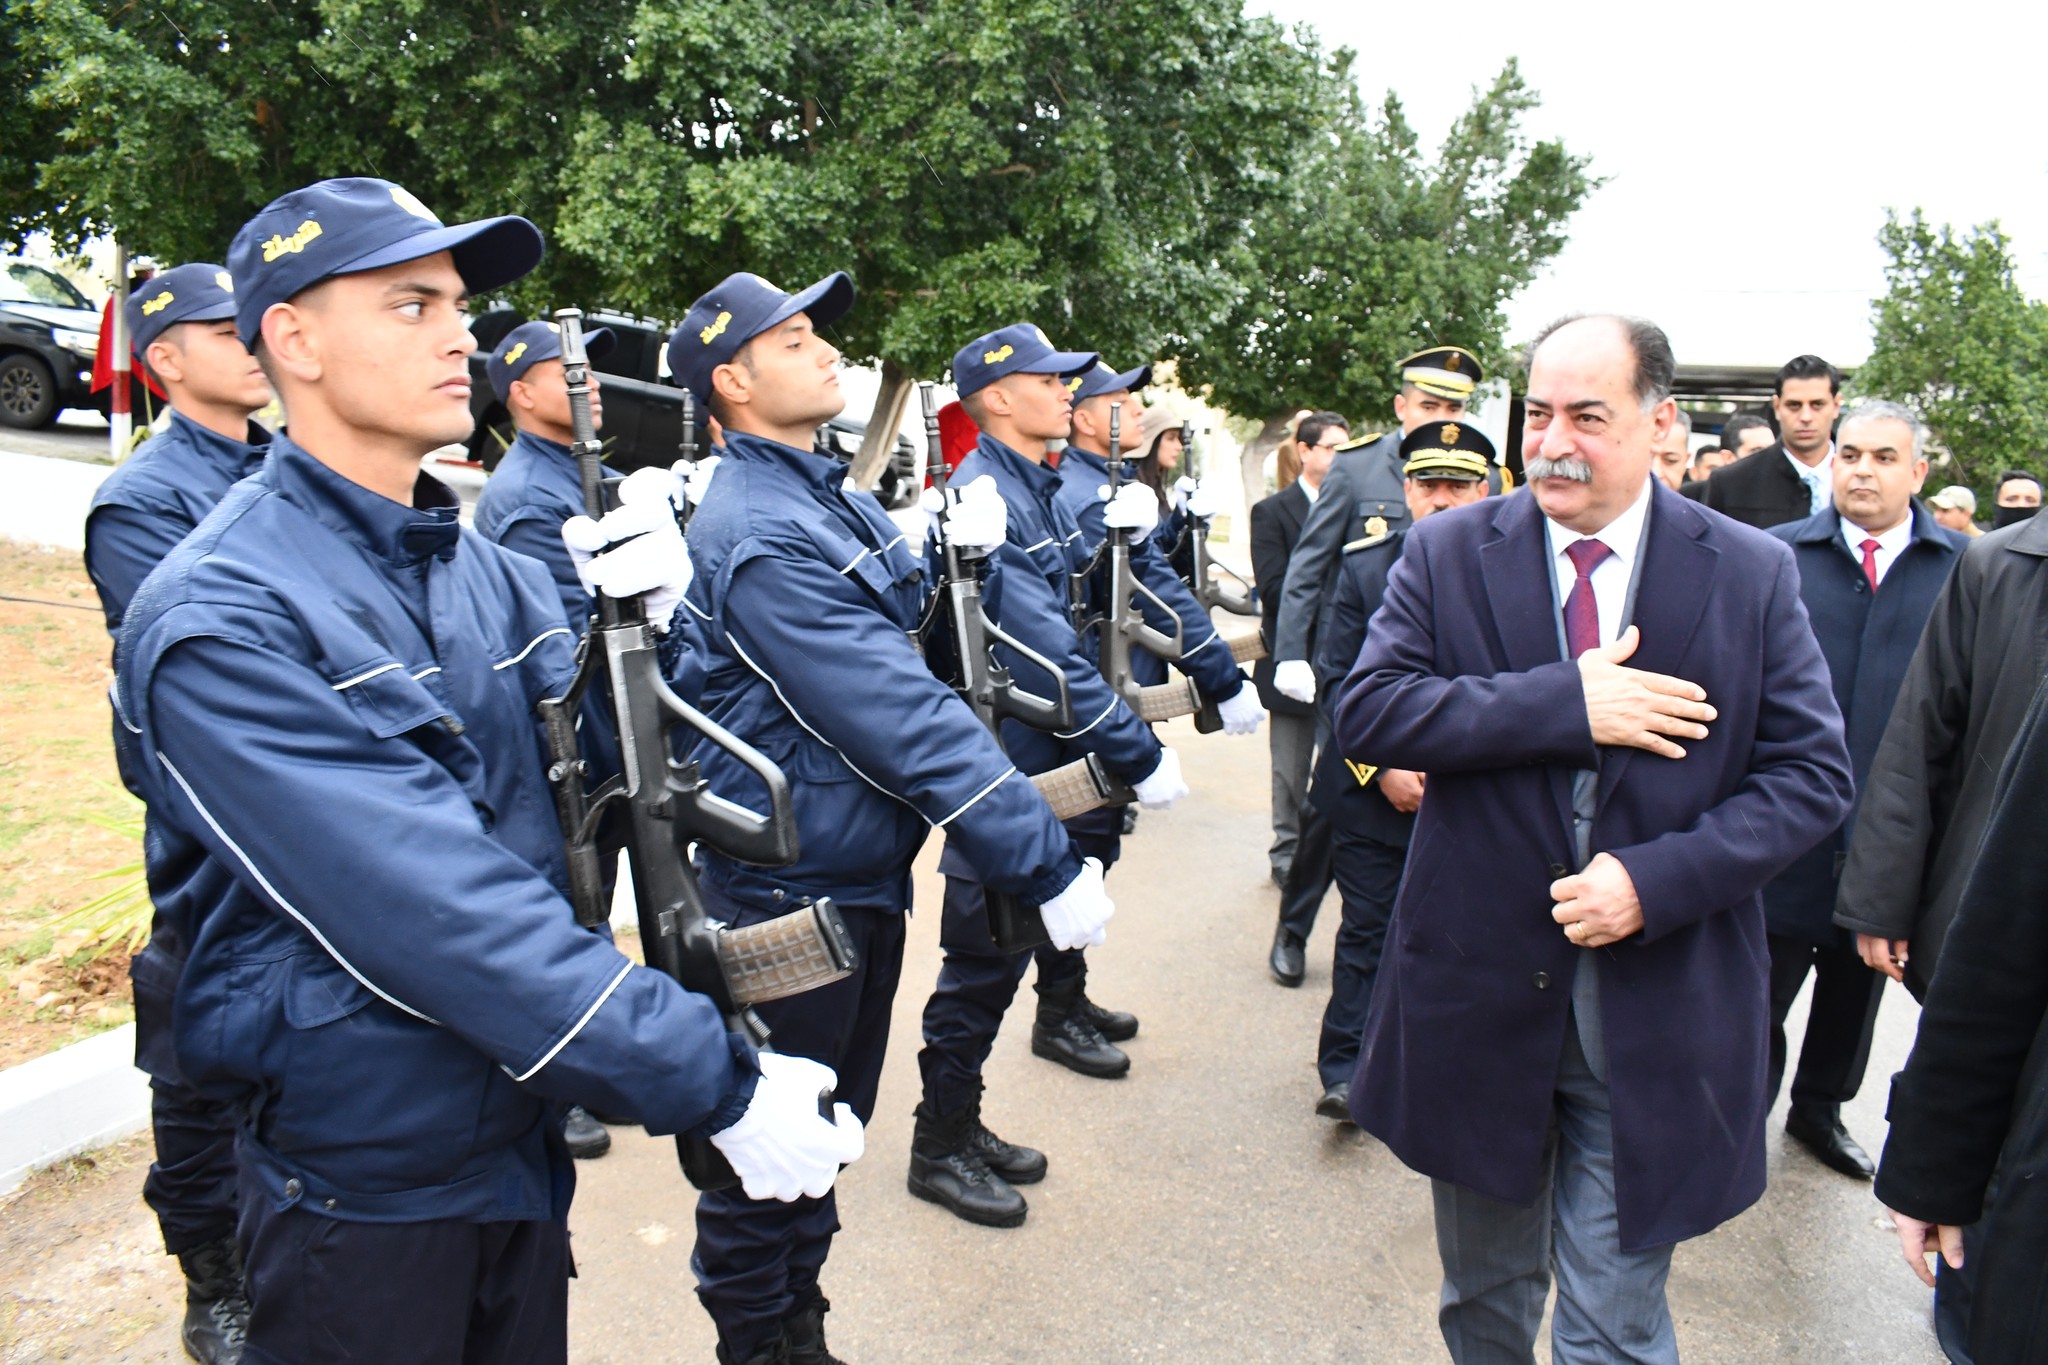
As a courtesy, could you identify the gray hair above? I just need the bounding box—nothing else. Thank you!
[1838,399,1928,460]
[1527,313,1676,411]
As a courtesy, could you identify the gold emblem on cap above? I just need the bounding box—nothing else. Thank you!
[262,220,324,262]
[389,186,440,224]
[984,343,1015,365]
[1441,423,1461,445]
[1365,515,1388,538]
[139,290,174,316]
[1445,353,1461,370]
[503,341,528,366]
[699,310,731,345]
[1067,376,1083,393]
[215,271,233,293]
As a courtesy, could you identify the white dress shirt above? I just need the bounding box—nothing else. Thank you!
[1840,514,1913,586]
[1544,475,1655,650]
[1787,446,1835,516]
[1299,476,1321,504]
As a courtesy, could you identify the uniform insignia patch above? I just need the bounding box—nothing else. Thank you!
[1441,423,1461,445]
[1068,376,1083,392]
[215,271,233,293]
[1446,353,1461,370]
[139,290,174,316]
[261,219,323,262]
[700,310,731,345]
[1365,515,1388,538]
[1344,758,1379,787]
[503,341,528,366]
[389,186,441,223]
[984,343,1014,365]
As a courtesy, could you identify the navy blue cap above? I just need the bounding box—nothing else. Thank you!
[487,320,615,402]
[125,263,240,354]
[951,323,1097,400]
[1068,359,1153,405]
[226,177,544,345]
[667,271,854,403]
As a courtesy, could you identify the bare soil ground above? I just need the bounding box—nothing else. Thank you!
[0,542,139,1065]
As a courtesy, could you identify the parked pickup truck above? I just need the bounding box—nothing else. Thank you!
[464,306,919,508]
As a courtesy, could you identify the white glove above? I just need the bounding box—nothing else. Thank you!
[1038,856,1113,951]
[1183,478,1227,523]
[1100,482,1159,542]
[1216,685,1264,736]
[1172,474,1199,511]
[684,454,722,507]
[707,1053,865,1202]
[1274,658,1317,705]
[921,474,1008,554]
[561,498,693,630]
[618,463,685,512]
[1131,746,1188,809]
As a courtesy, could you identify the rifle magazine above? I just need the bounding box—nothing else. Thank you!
[1132,678,1203,723]
[1226,631,1269,665]
[715,900,859,1006]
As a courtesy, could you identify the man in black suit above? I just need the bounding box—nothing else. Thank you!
[1684,355,1841,529]
[1250,411,1348,888]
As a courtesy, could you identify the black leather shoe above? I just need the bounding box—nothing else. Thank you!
[1786,1108,1875,1179]
[563,1105,611,1159]
[1121,805,1140,835]
[1030,1013,1131,1078]
[177,1235,250,1365]
[780,1296,846,1365]
[908,1101,1028,1227]
[1316,1082,1352,1122]
[965,1085,1047,1184]
[1270,924,1306,987]
[1077,991,1139,1043]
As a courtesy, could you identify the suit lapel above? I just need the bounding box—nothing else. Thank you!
[1597,484,1719,810]
[1480,493,1578,835]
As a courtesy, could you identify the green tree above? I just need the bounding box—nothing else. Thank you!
[1855,210,2048,496]
[1177,58,1595,472]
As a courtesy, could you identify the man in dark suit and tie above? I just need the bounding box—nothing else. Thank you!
[1249,411,1348,889]
[1336,314,1853,1362]
[1684,354,1842,529]
[1763,400,1966,1182]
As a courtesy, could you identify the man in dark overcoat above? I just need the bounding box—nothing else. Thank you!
[1336,314,1853,1362]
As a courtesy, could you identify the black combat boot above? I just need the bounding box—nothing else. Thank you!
[964,1081,1046,1185]
[1030,977,1130,1079]
[563,1105,611,1159]
[716,1338,790,1365]
[907,1100,1028,1227]
[1052,966,1138,1043]
[780,1295,847,1365]
[176,1234,250,1365]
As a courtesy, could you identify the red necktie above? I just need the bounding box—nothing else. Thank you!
[1859,538,1881,592]
[1563,539,1613,658]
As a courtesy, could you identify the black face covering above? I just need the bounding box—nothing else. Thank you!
[1994,503,2040,530]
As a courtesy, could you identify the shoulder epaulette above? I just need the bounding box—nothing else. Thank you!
[1342,529,1396,553]
[1335,431,1386,452]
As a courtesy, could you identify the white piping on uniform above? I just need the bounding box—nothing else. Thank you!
[156,752,438,1024]
[935,767,1016,827]
[410,665,443,680]
[1055,697,1117,740]
[682,595,711,621]
[1022,536,1053,553]
[513,961,631,1082]
[332,661,402,690]
[881,533,907,554]
[494,626,571,670]
[1184,630,1220,655]
[723,632,915,814]
[109,681,141,734]
[838,548,872,576]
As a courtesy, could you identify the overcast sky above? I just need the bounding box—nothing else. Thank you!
[1255,0,2048,368]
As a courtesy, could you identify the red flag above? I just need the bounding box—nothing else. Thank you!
[90,296,167,401]
[936,400,978,480]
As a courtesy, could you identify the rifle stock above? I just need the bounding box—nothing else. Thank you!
[540,309,855,1193]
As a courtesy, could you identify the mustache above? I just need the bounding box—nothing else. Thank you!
[1525,455,1592,484]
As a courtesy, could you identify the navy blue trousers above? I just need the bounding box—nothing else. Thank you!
[916,812,1121,1115]
[132,945,239,1255]
[692,895,906,1359]
[1315,829,1407,1089]
[238,1196,570,1365]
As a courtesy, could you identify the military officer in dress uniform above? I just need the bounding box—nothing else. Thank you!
[83,262,270,1365]
[910,325,1189,1231]
[669,279,1113,1362]
[113,179,862,1365]
[1308,421,1494,1119]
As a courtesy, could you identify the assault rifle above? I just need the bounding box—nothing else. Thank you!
[1177,421,1257,621]
[538,309,856,1193]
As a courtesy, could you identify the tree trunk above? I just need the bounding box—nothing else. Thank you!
[1236,410,1297,530]
[849,358,916,490]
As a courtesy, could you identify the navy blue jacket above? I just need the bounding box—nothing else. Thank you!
[1310,530,1415,848]
[472,429,600,635]
[85,410,268,635]
[950,434,1162,786]
[683,430,1081,912]
[114,434,753,1225]
[1763,504,1965,942]
[1336,483,1853,1249]
[1051,442,1247,705]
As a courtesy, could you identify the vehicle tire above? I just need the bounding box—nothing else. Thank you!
[0,353,59,429]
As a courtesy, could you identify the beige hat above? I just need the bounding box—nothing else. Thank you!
[1135,401,1186,452]
[1928,485,1978,514]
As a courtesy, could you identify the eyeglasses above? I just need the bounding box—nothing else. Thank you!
[1308,440,1344,452]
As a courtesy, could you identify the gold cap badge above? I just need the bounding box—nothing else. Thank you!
[699,311,731,345]
[139,290,174,316]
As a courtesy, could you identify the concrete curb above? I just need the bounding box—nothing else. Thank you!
[0,1023,150,1194]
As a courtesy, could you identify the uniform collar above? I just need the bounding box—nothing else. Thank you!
[1058,442,1127,480]
[165,407,269,476]
[723,428,850,495]
[268,432,462,565]
[976,433,1062,498]
[510,428,575,464]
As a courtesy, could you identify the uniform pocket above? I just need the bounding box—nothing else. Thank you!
[329,658,449,739]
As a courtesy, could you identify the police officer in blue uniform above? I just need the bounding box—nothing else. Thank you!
[113,179,860,1365]
[909,325,1190,1229]
[1308,421,1493,1120]
[83,262,269,1365]
[669,277,1113,1362]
